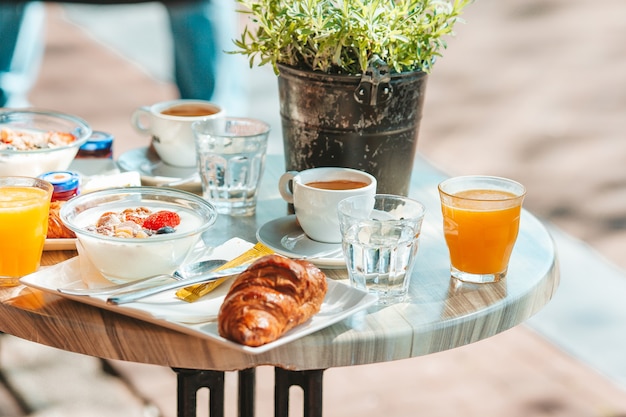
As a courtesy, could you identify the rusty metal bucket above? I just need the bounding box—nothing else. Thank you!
[277,61,428,196]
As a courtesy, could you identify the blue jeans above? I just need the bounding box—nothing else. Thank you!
[0,2,45,107]
[0,4,24,106]
[166,0,246,113]
[165,0,218,100]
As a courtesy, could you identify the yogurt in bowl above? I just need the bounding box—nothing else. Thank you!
[60,187,218,283]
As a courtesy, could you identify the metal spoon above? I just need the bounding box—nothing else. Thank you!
[106,263,251,305]
[57,259,228,296]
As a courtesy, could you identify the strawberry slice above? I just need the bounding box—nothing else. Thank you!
[142,210,181,231]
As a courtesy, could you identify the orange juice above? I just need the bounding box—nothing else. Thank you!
[0,179,52,284]
[441,189,522,276]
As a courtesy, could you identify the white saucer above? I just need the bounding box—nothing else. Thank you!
[256,215,345,269]
[117,147,201,192]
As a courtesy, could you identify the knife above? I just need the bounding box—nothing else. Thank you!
[106,264,249,305]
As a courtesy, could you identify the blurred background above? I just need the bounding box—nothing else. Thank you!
[2,0,626,416]
[26,0,625,272]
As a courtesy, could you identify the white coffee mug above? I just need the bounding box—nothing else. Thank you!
[131,99,224,167]
[278,167,377,243]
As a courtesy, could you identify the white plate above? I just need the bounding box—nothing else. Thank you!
[116,147,201,192]
[44,238,77,251]
[20,257,376,354]
[256,215,345,269]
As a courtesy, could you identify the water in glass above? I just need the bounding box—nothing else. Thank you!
[198,145,265,216]
[342,221,419,304]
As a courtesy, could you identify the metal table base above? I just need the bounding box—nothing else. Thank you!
[173,367,326,417]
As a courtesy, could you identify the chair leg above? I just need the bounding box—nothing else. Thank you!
[274,368,325,417]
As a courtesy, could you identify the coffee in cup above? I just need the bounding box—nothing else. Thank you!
[306,179,369,190]
[278,167,377,243]
[160,103,219,117]
[131,99,224,167]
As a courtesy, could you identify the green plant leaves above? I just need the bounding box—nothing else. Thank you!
[234,0,473,75]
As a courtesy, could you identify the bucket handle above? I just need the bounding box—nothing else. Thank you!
[354,55,393,106]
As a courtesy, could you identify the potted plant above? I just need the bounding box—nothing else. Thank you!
[234,0,472,195]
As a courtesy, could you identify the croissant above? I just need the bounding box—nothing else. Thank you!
[47,201,76,239]
[218,254,328,347]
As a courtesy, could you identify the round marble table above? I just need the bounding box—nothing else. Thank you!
[0,155,559,416]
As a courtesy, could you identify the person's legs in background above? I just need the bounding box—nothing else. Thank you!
[164,0,246,114]
[0,2,28,107]
[0,1,45,108]
[1,1,247,111]
[165,0,217,100]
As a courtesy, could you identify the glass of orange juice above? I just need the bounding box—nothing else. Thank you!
[438,175,526,284]
[0,177,53,286]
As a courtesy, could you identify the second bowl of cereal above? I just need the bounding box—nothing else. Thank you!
[60,187,218,282]
[0,109,92,176]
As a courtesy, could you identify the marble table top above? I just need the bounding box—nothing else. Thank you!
[0,154,558,371]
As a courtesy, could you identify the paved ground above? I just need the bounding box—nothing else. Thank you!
[2,1,626,416]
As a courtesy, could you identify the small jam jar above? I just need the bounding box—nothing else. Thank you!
[39,171,81,201]
[76,131,114,159]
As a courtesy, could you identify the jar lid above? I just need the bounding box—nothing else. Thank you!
[39,171,81,193]
[79,131,114,152]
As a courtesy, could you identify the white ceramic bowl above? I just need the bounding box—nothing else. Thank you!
[60,187,218,283]
[0,109,92,176]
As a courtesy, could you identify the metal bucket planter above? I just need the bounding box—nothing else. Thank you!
[277,61,428,196]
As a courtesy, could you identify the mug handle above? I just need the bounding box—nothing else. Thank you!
[131,106,151,134]
[278,171,298,204]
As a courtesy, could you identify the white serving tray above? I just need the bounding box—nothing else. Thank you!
[21,239,377,354]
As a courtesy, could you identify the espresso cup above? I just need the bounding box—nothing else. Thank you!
[131,99,224,167]
[278,167,377,243]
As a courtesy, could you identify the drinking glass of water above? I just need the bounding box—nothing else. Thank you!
[338,194,426,304]
[193,117,270,216]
